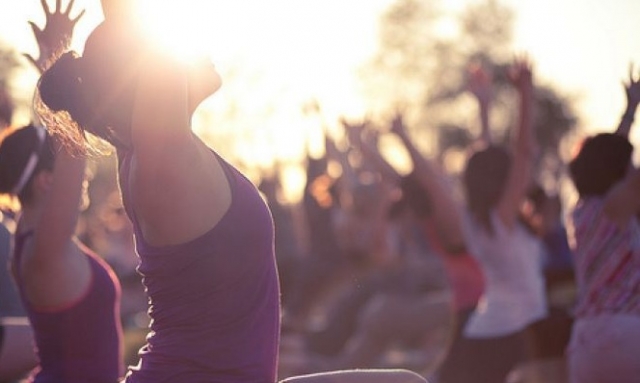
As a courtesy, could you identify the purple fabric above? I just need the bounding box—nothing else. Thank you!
[119,149,281,383]
[14,231,123,383]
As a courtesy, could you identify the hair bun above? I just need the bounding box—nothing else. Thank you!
[38,51,87,122]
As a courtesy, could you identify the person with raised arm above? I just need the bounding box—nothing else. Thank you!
[385,113,485,383]
[35,1,427,382]
[2,124,124,383]
[0,2,123,382]
[566,65,640,383]
[450,57,546,383]
[37,1,279,381]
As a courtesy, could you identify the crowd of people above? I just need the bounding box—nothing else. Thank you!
[0,1,637,383]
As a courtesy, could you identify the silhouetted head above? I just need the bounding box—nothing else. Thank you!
[398,173,433,219]
[37,17,221,152]
[569,133,633,198]
[37,20,141,149]
[463,145,511,233]
[0,125,54,206]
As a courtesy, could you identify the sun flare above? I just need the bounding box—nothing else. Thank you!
[133,0,212,62]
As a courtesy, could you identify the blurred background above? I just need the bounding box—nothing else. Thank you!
[0,0,638,381]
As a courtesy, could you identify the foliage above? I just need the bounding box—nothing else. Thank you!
[362,0,578,177]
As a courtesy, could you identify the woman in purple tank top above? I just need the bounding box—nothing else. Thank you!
[35,1,428,382]
[36,1,280,381]
[0,3,122,382]
[0,125,124,383]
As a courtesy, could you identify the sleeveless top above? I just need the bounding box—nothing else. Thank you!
[570,197,640,318]
[119,148,281,383]
[462,211,547,337]
[13,231,123,383]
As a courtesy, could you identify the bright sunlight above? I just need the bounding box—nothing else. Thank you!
[133,0,212,62]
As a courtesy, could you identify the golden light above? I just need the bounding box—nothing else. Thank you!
[133,0,212,62]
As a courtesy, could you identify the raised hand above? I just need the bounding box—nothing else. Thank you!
[616,63,640,137]
[389,112,407,138]
[467,62,493,105]
[623,63,640,108]
[25,0,86,72]
[340,117,369,147]
[508,56,534,96]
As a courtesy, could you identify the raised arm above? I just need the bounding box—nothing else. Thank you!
[22,132,90,307]
[334,119,365,191]
[496,57,537,229]
[19,0,90,307]
[25,0,85,73]
[467,63,493,144]
[345,120,402,185]
[614,64,640,138]
[110,0,228,246]
[389,113,466,251]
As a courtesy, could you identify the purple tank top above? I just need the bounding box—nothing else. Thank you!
[13,231,123,383]
[118,149,281,383]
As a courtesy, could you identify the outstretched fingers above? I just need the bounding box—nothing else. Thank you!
[624,62,640,105]
[65,0,86,24]
[41,0,52,16]
[509,54,534,92]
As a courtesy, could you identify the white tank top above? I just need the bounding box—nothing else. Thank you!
[462,211,548,337]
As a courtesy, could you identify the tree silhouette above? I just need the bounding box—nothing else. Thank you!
[361,0,577,180]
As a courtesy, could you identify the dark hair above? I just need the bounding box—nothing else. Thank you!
[0,125,55,205]
[399,173,433,219]
[569,133,633,198]
[37,20,143,151]
[463,145,511,234]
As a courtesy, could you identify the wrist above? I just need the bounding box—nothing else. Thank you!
[622,107,636,122]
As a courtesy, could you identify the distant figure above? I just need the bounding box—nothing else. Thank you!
[386,114,485,383]
[566,65,640,383]
[455,58,546,383]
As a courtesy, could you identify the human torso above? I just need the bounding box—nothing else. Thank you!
[462,211,547,337]
[570,197,640,318]
[119,148,280,383]
[13,231,123,383]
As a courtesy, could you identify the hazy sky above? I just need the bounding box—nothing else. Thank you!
[1,0,639,140]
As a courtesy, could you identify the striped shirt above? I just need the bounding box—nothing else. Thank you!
[570,197,640,318]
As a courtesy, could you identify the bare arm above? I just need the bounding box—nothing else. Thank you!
[496,57,537,230]
[467,63,493,144]
[614,64,640,138]
[22,133,90,307]
[25,0,85,73]
[331,121,360,192]
[390,113,466,250]
[347,122,402,184]
[20,0,90,307]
